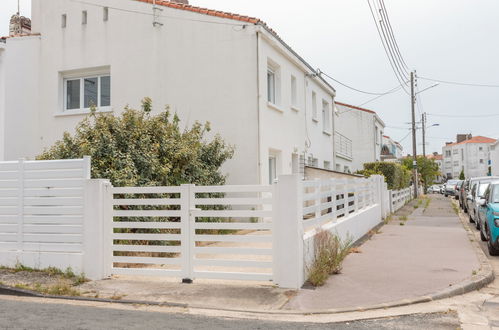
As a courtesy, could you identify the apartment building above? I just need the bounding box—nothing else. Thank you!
[442,135,496,179]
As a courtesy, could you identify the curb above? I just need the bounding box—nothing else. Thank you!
[0,198,494,316]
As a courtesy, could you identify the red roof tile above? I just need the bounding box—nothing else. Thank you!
[335,101,377,114]
[446,136,496,147]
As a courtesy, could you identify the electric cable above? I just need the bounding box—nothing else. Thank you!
[419,76,499,88]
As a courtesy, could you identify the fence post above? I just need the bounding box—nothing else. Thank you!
[273,175,304,289]
[180,184,195,283]
[83,179,111,280]
[16,158,24,260]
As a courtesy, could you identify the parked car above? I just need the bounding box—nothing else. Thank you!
[467,178,499,229]
[440,184,446,194]
[454,180,464,200]
[428,185,441,194]
[444,180,460,197]
[460,178,471,212]
[477,182,499,256]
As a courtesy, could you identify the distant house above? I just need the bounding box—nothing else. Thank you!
[334,102,385,172]
[489,140,499,177]
[381,135,403,162]
[442,135,496,179]
[427,152,444,183]
[0,0,342,185]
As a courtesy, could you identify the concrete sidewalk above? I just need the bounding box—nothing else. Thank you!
[285,194,481,310]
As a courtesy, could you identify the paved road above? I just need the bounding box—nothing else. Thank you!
[0,297,460,329]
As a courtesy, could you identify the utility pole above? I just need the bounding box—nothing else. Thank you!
[411,72,419,198]
[422,112,426,157]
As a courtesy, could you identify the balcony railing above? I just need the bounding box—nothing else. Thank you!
[335,132,353,160]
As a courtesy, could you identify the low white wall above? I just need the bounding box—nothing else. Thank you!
[302,204,381,280]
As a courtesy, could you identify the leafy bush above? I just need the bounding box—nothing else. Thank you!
[307,231,352,287]
[401,156,440,190]
[37,98,234,187]
[357,162,411,190]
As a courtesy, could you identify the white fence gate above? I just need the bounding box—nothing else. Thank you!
[0,157,90,272]
[109,184,273,282]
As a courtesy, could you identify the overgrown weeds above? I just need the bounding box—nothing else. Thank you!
[307,231,352,287]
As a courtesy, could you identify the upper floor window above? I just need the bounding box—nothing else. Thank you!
[61,14,67,28]
[479,146,483,151]
[82,11,88,25]
[445,150,451,157]
[375,127,380,144]
[453,149,458,155]
[267,61,280,106]
[103,7,109,21]
[322,100,331,133]
[312,92,318,121]
[65,74,111,111]
[290,75,298,109]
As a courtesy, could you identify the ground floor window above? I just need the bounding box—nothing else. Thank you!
[65,74,111,111]
[269,156,277,184]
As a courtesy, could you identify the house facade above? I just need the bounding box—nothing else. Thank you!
[334,102,385,172]
[427,152,444,183]
[442,135,496,179]
[0,0,339,185]
[489,140,499,177]
[381,135,403,162]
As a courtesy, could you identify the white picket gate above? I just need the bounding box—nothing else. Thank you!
[110,184,273,282]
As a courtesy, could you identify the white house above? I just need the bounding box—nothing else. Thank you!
[381,135,403,162]
[334,102,385,173]
[427,152,444,183]
[442,135,496,179]
[0,0,340,185]
[489,140,499,177]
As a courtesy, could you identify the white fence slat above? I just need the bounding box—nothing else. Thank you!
[23,169,85,180]
[24,188,84,198]
[0,162,19,171]
[0,215,19,224]
[23,159,86,170]
[23,234,83,243]
[191,210,272,218]
[24,206,83,215]
[0,206,18,215]
[194,197,273,206]
[112,256,182,265]
[0,180,18,188]
[0,189,19,198]
[24,179,84,189]
[22,243,83,253]
[0,172,19,180]
[23,225,82,234]
[23,215,83,225]
[0,233,17,241]
[0,224,17,232]
[194,234,272,243]
[0,242,18,250]
[193,259,272,268]
[112,187,182,194]
[112,198,181,206]
[194,247,272,256]
[24,197,84,207]
[192,185,272,193]
[112,222,182,229]
[112,210,182,217]
[113,245,181,253]
[111,233,181,241]
[193,222,272,230]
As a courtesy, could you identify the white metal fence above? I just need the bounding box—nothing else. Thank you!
[0,157,90,272]
[110,184,273,282]
[0,158,414,289]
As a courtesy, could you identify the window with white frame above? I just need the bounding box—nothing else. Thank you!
[291,75,298,108]
[324,161,331,170]
[375,127,379,144]
[64,74,111,111]
[268,156,277,184]
[322,100,330,133]
[267,61,280,106]
[312,92,318,121]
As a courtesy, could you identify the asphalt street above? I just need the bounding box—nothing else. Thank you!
[0,297,460,330]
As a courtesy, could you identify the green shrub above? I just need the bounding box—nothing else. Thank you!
[357,162,411,190]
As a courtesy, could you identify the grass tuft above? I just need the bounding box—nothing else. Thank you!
[307,231,352,287]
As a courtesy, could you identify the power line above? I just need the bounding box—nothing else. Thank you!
[397,130,412,143]
[427,113,499,118]
[366,0,410,95]
[379,0,410,71]
[419,76,499,88]
[318,70,404,96]
[357,84,404,106]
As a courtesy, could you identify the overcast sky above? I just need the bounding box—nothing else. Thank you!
[2,0,499,155]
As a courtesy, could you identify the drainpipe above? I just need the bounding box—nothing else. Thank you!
[256,28,262,185]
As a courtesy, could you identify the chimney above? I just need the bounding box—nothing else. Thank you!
[456,134,472,143]
[9,14,31,36]
[433,152,438,156]
[171,0,189,4]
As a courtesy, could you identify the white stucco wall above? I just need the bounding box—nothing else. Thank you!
[0,41,5,160]
[6,0,262,184]
[335,103,384,172]
[490,141,499,176]
[443,142,492,179]
[2,0,338,185]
